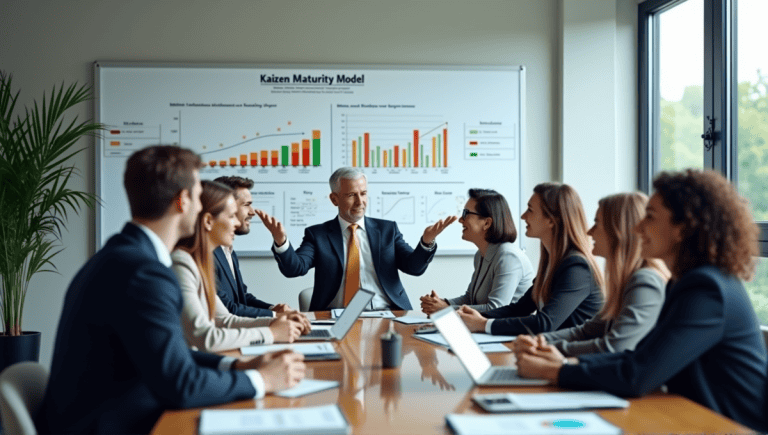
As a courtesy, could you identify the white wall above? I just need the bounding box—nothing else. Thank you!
[0,0,637,368]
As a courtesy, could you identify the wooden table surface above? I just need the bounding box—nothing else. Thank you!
[152,312,752,434]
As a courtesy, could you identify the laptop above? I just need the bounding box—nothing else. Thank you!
[297,289,375,341]
[431,307,549,386]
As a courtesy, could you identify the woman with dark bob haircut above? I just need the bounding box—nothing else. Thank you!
[516,169,767,432]
[420,189,535,313]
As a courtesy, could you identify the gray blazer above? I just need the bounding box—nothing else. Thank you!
[446,242,535,312]
[541,267,665,356]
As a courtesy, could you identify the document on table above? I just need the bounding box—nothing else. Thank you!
[413,331,516,347]
[199,404,350,435]
[331,309,395,319]
[473,392,629,413]
[275,379,340,398]
[445,412,621,435]
[393,316,433,324]
[241,342,335,356]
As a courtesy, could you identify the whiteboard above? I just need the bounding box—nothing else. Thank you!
[94,63,525,256]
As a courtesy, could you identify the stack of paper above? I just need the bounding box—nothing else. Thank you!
[414,331,516,347]
[473,392,629,412]
[199,404,350,435]
[445,412,621,435]
[330,308,395,319]
[241,342,339,361]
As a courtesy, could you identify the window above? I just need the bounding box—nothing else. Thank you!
[640,0,768,324]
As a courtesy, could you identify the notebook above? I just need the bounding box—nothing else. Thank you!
[431,307,548,386]
[473,392,629,413]
[296,289,375,341]
[445,412,621,435]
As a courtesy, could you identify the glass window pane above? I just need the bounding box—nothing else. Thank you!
[657,0,704,172]
[736,0,768,222]
[744,258,768,325]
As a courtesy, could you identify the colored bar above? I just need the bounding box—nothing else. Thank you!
[394,145,399,167]
[352,140,357,167]
[426,156,429,167]
[408,142,411,168]
[421,145,424,166]
[432,137,436,168]
[219,160,227,167]
[437,134,441,167]
[302,139,310,166]
[364,133,370,167]
[413,130,419,167]
[240,154,247,167]
[443,128,448,167]
[281,146,289,166]
[402,149,406,168]
[250,152,258,166]
[312,130,321,166]
[208,160,217,167]
[110,141,120,146]
[383,150,388,168]
[271,150,278,166]
[292,143,300,166]
[376,146,380,168]
[229,157,237,166]
[260,150,268,167]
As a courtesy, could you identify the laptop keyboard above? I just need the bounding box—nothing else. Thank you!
[487,368,519,382]
[304,329,332,338]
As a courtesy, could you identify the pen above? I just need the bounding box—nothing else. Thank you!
[518,319,546,351]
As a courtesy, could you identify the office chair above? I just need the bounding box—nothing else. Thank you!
[298,287,314,312]
[0,361,49,435]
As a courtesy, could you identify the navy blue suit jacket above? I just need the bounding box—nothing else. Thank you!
[272,216,435,311]
[214,247,274,318]
[483,253,603,336]
[37,224,256,434]
[559,265,768,432]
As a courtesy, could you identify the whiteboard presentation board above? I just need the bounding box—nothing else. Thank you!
[95,63,525,256]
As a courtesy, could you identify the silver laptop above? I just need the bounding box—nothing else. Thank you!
[297,289,375,341]
[431,307,549,386]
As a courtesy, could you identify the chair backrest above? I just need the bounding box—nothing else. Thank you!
[298,287,314,312]
[0,361,49,435]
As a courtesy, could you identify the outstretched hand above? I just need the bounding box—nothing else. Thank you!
[254,209,287,246]
[422,216,458,245]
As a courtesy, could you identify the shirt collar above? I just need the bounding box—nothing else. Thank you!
[338,215,366,233]
[222,244,234,255]
[132,222,173,267]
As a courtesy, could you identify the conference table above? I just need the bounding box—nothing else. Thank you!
[152,312,752,434]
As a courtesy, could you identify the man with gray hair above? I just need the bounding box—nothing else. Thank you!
[256,167,456,311]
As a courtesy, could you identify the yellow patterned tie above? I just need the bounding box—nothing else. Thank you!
[343,224,361,306]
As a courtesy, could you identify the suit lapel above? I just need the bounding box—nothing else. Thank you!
[327,219,345,267]
[213,247,237,292]
[366,217,381,272]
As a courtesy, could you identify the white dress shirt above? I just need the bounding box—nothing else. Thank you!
[133,222,265,398]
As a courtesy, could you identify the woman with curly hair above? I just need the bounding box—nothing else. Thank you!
[516,169,767,432]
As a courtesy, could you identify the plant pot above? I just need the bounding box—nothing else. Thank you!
[0,331,41,373]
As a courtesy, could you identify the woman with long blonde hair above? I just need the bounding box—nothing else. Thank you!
[172,180,305,352]
[459,182,604,336]
[515,192,669,356]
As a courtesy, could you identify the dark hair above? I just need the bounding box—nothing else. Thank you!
[214,176,254,196]
[653,169,758,280]
[175,180,235,319]
[124,145,203,219]
[468,188,517,244]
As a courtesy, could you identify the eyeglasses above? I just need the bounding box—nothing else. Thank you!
[461,209,483,220]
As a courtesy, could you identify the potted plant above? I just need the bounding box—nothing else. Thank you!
[0,71,103,372]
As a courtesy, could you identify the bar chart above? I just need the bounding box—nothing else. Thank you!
[340,114,448,169]
[202,129,322,168]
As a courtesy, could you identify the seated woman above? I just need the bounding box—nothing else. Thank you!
[420,188,535,314]
[458,182,604,336]
[172,180,306,352]
[517,169,768,433]
[514,192,669,356]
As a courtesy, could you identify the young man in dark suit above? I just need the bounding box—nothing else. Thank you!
[256,167,457,311]
[212,176,293,317]
[38,146,305,434]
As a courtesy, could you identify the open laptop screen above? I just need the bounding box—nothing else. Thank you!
[330,289,375,339]
[432,307,492,382]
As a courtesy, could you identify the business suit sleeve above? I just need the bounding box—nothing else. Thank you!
[113,262,256,409]
[272,229,318,277]
[244,292,274,310]
[546,269,665,356]
[489,258,596,336]
[558,273,724,397]
[453,249,525,312]
[172,254,274,352]
[393,222,435,276]
[482,286,537,318]
[217,286,274,318]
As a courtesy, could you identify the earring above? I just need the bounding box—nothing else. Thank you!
[176,198,183,211]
